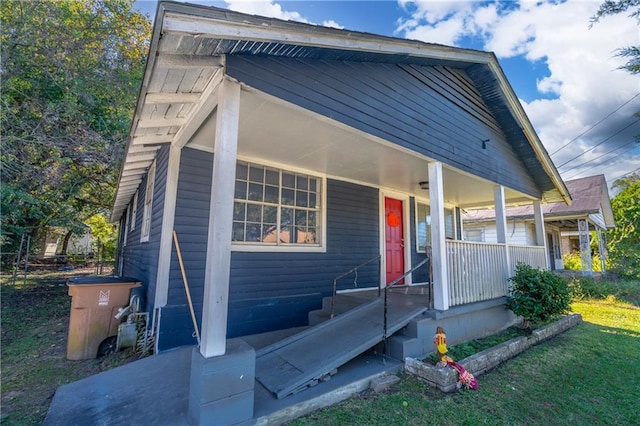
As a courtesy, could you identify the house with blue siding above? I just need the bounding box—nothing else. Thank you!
[109,2,571,422]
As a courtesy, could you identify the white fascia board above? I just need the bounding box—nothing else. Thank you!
[162,11,488,65]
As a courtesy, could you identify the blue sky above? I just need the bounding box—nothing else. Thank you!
[134,0,639,193]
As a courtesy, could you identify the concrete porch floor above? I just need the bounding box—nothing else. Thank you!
[44,322,404,426]
[44,287,435,425]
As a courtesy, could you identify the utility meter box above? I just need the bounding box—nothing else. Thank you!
[66,276,141,360]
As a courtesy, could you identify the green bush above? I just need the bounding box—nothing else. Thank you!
[569,277,640,306]
[563,252,602,272]
[506,263,571,327]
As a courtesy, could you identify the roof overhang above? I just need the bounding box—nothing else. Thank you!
[110,1,571,221]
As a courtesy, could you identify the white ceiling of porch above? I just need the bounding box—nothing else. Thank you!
[187,87,533,209]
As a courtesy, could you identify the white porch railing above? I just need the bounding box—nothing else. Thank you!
[445,240,546,307]
[509,244,547,273]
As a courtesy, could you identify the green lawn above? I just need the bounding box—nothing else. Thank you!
[2,272,638,425]
[291,295,640,425]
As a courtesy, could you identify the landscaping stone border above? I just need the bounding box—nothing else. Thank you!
[404,314,583,392]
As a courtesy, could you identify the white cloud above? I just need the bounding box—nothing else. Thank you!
[224,0,309,23]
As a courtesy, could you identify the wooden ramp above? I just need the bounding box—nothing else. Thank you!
[255,292,428,399]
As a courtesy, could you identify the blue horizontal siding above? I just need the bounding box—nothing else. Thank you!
[157,153,382,347]
[225,55,541,198]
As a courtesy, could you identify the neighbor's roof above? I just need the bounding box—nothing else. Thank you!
[110,0,571,221]
[463,174,615,228]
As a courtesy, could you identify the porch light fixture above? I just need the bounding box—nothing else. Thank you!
[419,181,429,190]
[482,139,490,149]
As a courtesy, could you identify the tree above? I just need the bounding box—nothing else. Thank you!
[606,173,640,278]
[591,0,640,74]
[0,0,151,256]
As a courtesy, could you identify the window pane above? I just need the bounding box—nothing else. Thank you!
[308,211,316,227]
[281,207,293,225]
[246,204,262,222]
[309,192,317,208]
[281,188,294,206]
[235,180,247,199]
[236,162,248,180]
[445,208,454,239]
[246,223,261,242]
[233,202,246,221]
[262,224,277,243]
[296,175,308,190]
[305,228,317,244]
[296,190,308,207]
[280,225,292,243]
[265,169,279,185]
[232,222,245,241]
[264,206,277,224]
[249,165,264,183]
[295,210,307,226]
[248,183,263,202]
[309,179,317,192]
[417,203,431,252]
[282,172,295,188]
[265,185,279,204]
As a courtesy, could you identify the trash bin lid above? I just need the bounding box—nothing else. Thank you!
[67,276,141,286]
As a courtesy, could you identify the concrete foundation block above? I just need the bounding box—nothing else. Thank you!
[189,338,256,425]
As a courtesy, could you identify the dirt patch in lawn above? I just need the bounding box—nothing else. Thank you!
[1,267,140,426]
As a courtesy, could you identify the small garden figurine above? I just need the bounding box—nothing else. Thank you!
[433,326,451,368]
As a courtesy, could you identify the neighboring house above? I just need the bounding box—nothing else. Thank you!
[110,2,571,422]
[32,227,94,259]
[462,174,615,274]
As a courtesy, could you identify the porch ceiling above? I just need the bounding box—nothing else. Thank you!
[188,87,532,209]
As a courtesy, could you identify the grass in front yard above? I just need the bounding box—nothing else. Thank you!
[1,269,136,426]
[291,288,640,425]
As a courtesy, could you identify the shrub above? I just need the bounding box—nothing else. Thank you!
[506,263,571,328]
[569,276,640,307]
[563,252,602,272]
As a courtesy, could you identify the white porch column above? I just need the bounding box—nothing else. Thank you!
[533,200,549,269]
[155,145,182,309]
[494,185,507,244]
[428,162,449,311]
[201,78,240,358]
[494,185,511,276]
[597,229,607,273]
[533,200,546,247]
[578,218,593,276]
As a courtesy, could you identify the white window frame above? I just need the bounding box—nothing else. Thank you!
[123,205,130,246]
[415,198,456,253]
[130,190,138,231]
[464,227,485,242]
[231,158,326,253]
[140,161,156,243]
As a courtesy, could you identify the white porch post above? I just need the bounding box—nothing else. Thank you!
[428,162,449,311]
[494,185,507,244]
[533,200,549,268]
[155,145,182,309]
[597,229,607,273]
[200,78,240,358]
[494,185,511,276]
[578,218,593,276]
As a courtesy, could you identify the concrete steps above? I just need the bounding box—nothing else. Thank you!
[308,289,437,361]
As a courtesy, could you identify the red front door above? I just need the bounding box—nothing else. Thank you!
[385,197,405,285]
